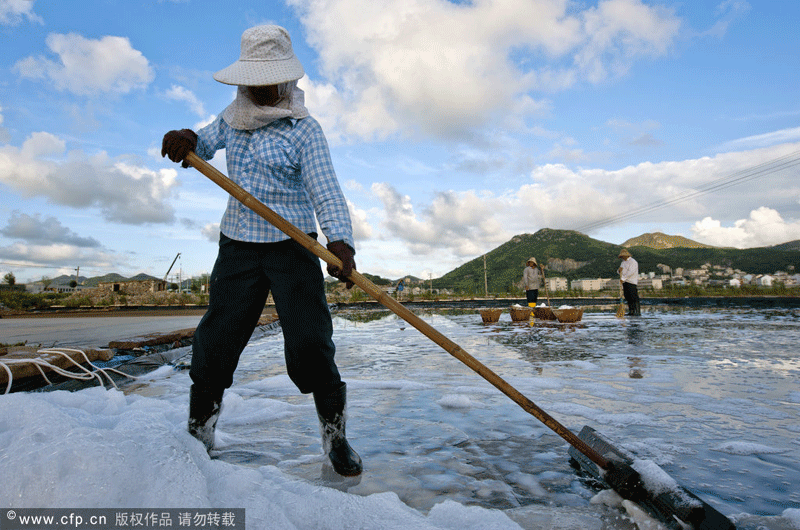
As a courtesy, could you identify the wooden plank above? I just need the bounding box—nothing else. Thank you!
[568,426,735,530]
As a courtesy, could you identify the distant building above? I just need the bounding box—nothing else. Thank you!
[570,278,606,291]
[25,282,90,294]
[98,279,167,295]
[755,275,774,287]
[544,277,568,292]
[657,264,672,274]
[638,277,663,290]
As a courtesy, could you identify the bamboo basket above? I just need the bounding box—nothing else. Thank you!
[532,306,557,321]
[479,308,503,323]
[552,307,584,323]
[509,306,532,322]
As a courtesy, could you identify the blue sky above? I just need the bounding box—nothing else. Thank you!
[1,0,799,284]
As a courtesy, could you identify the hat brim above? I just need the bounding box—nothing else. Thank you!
[213,57,305,86]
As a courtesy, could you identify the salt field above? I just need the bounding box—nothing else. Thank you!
[2,304,800,529]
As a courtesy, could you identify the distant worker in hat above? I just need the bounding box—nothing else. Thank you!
[522,257,542,307]
[618,249,640,316]
[161,25,362,476]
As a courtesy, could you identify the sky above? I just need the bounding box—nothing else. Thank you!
[1,0,799,285]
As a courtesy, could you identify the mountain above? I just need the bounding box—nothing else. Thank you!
[128,273,163,282]
[44,272,161,287]
[435,229,623,293]
[432,229,800,292]
[82,273,128,286]
[44,274,86,286]
[770,240,800,251]
[622,232,714,249]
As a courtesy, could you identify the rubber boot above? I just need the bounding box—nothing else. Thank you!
[188,384,223,451]
[313,382,363,477]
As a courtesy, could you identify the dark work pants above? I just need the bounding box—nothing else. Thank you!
[526,289,539,305]
[622,282,641,316]
[190,234,341,395]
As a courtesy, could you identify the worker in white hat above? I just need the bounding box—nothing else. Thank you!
[618,249,641,316]
[522,257,542,307]
[162,25,361,476]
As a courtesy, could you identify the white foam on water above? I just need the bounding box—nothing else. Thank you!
[3,306,799,529]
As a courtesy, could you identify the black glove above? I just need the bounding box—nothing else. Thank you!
[326,241,356,289]
[161,129,198,168]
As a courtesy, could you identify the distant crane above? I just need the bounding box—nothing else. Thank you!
[164,253,181,282]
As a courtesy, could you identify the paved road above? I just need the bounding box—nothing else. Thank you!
[0,313,206,349]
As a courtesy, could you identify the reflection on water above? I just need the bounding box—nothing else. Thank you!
[206,304,800,529]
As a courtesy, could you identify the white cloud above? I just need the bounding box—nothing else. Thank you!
[290,0,681,142]
[0,104,6,142]
[201,223,220,242]
[576,0,681,82]
[194,114,217,131]
[347,199,372,241]
[165,85,206,117]
[0,132,178,224]
[718,127,800,152]
[1,211,101,247]
[691,207,800,249]
[13,33,154,96]
[299,77,397,144]
[371,182,507,258]
[0,241,120,273]
[358,142,800,265]
[0,0,43,25]
[700,0,751,39]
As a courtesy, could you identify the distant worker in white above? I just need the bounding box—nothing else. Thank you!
[618,249,640,316]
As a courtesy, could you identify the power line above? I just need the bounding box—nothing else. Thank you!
[573,149,800,233]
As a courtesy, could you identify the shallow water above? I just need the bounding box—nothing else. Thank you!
[3,305,799,529]
[170,305,800,528]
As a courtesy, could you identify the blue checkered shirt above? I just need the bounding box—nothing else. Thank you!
[195,115,354,250]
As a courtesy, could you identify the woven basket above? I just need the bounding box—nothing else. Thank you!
[479,308,502,323]
[532,306,557,321]
[509,306,532,322]
[552,307,584,323]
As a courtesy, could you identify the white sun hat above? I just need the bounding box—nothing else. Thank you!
[213,25,305,86]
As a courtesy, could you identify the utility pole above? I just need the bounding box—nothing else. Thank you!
[483,255,488,298]
[75,266,79,287]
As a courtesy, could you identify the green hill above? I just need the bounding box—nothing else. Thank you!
[435,229,623,293]
[771,240,800,251]
[45,272,161,287]
[622,232,714,249]
[432,229,800,293]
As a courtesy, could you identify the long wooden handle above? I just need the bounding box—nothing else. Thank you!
[185,151,608,469]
